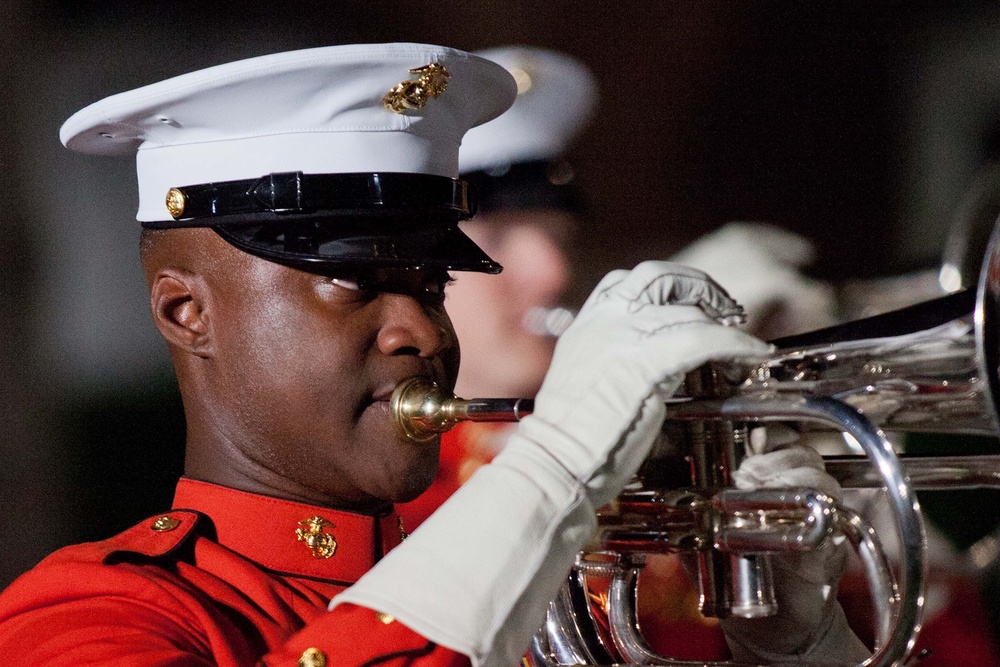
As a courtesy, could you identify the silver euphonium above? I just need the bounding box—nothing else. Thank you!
[389,218,1000,666]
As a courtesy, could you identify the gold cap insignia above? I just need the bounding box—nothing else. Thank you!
[383,63,450,113]
[508,66,534,95]
[165,187,186,219]
[296,516,338,559]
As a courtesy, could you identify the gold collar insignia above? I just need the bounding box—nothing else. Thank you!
[296,516,338,559]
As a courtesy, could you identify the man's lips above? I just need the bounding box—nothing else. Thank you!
[363,399,392,420]
[356,391,390,420]
[359,374,445,422]
[370,383,401,404]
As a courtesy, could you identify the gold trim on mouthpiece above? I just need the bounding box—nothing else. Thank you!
[389,378,534,444]
[389,377,461,443]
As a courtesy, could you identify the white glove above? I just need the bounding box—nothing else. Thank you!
[670,222,837,337]
[334,261,771,666]
[723,427,871,665]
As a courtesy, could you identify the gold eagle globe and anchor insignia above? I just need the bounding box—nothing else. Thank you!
[382,63,451,113]
[295,516,338,559]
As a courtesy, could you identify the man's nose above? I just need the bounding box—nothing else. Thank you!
[376,295,453,357]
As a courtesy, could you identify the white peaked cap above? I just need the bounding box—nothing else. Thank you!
[61,43,517,222]
[458,46,598,174]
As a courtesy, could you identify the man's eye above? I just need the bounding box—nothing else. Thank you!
[426,273,455,295]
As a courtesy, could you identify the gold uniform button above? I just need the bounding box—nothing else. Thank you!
[165,187,186,219]
[151,515,180,532]
[375,611,395,625]
[297,647,327,667]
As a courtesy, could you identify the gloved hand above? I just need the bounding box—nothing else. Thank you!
[670,222,836,337]
[334,261,771,666]
[722,426,871,665]
[516,260,767,509]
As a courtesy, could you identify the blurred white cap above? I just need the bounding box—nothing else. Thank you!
[459,46,597,174]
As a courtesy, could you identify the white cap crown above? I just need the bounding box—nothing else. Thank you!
[61,43,517,222]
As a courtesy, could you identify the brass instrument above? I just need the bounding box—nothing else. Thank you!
[390,377,533,443]
[387,220,1000,666]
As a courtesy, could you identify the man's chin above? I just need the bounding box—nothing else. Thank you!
[390,457,441,504]
[395,473,439,504]
[392,487,426,505]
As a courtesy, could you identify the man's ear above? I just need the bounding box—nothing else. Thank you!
[150,268,213,357]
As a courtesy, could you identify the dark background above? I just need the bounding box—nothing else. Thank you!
[4,0,1000,609]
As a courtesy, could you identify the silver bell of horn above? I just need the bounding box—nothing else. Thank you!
[389,216,1000,666]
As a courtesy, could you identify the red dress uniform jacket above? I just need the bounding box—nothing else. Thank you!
[0,478,469,666]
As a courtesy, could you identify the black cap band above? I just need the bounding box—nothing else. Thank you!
[143,172,475,228]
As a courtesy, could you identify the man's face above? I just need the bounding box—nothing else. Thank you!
[194,231,460,510]
[446,209,574,398]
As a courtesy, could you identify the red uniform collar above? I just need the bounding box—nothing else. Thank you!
[172,477,406,585]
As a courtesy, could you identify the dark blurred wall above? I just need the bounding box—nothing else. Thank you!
[0,0,77,587]
[4,0,1000,588]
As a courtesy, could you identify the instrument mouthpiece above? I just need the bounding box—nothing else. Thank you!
[389,377,535,443]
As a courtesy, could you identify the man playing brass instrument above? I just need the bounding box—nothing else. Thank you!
[0,43,868,666]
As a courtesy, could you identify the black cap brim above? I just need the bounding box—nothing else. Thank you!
[140,171,501,274]
[212,217,501,274]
